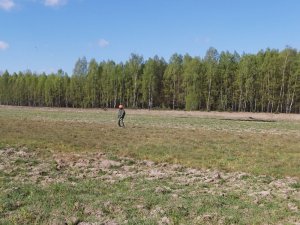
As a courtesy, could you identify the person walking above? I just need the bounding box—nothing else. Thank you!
[117,104,126,127]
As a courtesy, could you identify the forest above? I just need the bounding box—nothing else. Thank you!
[0,47,299,113]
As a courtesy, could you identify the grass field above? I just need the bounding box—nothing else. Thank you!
[0,106,300,224]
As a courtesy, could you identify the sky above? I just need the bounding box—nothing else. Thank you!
[0,0,300,75]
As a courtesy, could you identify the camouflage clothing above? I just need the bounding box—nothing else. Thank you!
[118,109,125,119]
[118,109,125,127]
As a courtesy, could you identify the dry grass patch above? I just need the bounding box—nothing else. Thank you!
[0,106,300,178]
[0,147,299,224]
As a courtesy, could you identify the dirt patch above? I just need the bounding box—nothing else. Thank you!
[124,109,300,121]
[220,117,276,122]
[1,147,299,202]
[1,147,300,224]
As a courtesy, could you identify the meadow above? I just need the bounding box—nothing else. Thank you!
[0,106,299,224]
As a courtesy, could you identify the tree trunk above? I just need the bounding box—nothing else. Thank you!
[207,77,212,111]
[238,87,243,112]
[276,53,288,113]
[172,79,176,110]
[133,73,137,107]
[288,80,297,113]
[148,82,152,110]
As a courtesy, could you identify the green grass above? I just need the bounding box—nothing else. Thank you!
[0,106,299,178]
[1,176,298,225]
[1,108,300,225]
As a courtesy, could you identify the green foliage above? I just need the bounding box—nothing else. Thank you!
[1,47,300,112]
[163,53,184,109]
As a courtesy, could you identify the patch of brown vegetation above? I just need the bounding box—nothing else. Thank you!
[1,105,300,121]
[1,147,299,212]
[124,109,300,121]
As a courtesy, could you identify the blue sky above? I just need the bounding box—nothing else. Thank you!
[0,0,299,75]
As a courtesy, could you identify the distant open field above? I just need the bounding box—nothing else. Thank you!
[0,106,299,224]
[1,105,299,177]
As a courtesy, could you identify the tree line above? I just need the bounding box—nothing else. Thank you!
[1,47,299,113]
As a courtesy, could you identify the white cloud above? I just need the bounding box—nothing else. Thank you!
[44,0,67,7]
[0,41,9,50]
[98,39,109,48]
[0,0,15,11]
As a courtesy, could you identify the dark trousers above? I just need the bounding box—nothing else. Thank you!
[118,118,124,127]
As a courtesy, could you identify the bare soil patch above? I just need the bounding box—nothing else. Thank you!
[1,147,299,224]
[125,109,300,121]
